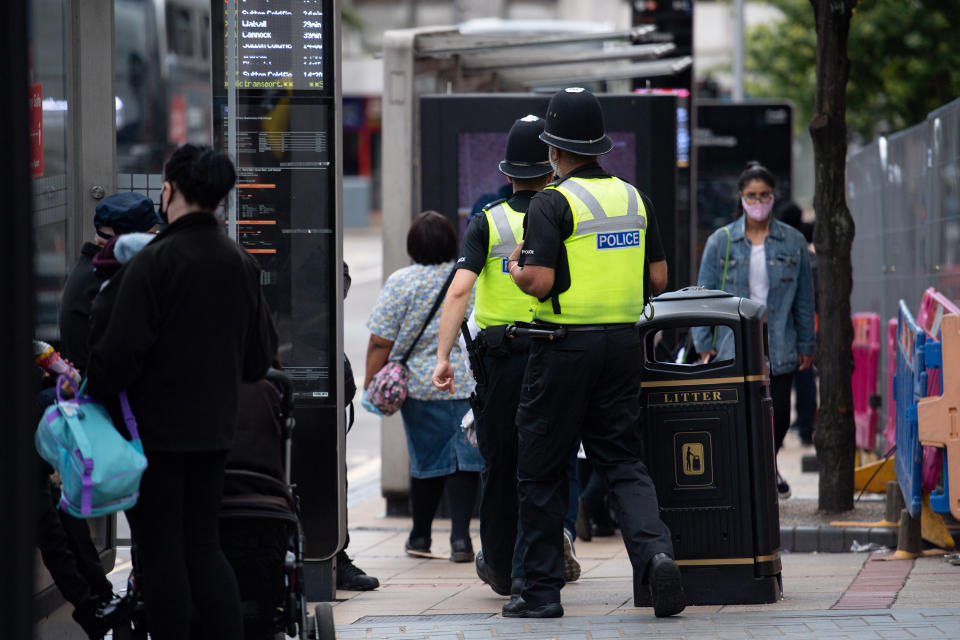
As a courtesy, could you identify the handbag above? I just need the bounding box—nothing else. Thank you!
[35,376,148,518]
[366,268,456,416]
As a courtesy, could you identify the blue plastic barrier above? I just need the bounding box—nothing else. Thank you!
[895,300,927,519]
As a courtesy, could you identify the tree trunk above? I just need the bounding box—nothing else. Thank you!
[809,0,857,513]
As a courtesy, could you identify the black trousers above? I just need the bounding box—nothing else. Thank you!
[125,450,242,640]
[473,331,529,579]
[770,372,795,453]
[516,327,673,604]
[36,470,113,608]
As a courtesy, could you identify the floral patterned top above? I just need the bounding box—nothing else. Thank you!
[367,262,474,401]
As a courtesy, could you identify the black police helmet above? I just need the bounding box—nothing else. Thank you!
[498,115,553,179]
[540,87,614,157]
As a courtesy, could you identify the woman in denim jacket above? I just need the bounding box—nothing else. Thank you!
[693,162,815,499]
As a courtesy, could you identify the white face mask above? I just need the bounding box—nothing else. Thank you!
[549,149,561,177]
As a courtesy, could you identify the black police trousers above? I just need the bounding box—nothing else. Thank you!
[515,326,673,604]
[473,329,529,580]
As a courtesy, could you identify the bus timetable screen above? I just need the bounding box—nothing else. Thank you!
[232,0,325,90]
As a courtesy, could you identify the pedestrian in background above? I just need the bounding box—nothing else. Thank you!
[506,87,683,619]
[693,162,815,499]
[365,211,483,562]
[87,144,278,639]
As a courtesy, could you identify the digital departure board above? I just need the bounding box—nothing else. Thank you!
[230,0,325,90]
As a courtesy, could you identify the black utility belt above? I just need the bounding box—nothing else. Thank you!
[513,321,634,336]
[476,324,533,350]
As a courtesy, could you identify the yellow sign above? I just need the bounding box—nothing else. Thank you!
[674,431,714,487]
[681,443,705,475]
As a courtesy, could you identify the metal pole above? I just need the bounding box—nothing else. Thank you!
[227,0,238,240]
[732,0,745,102]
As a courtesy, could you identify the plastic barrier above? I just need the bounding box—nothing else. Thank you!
[914,288,958,493]
[852,313,881,450]
[918,313,960,521]
[916,288,960,517]
[885,318,898,451]
[894,301,927,519]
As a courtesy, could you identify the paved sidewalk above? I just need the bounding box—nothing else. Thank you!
[326,430,960,639]
[335,609,960,639]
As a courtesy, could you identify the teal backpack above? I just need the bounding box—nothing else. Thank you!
[35,377,148,518]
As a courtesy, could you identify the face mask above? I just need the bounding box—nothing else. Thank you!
[742,196,774,222]
[549,149,561,178]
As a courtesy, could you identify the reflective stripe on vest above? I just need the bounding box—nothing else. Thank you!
[476,202,535,329]
[532,176,647,325]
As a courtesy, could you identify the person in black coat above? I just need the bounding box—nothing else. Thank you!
[87,144,278,640]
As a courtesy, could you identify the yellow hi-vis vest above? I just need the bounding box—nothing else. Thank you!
[475,200,535,329]
[532,176,647,324]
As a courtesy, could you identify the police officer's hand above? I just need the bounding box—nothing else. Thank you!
[432,359,456,393]
[798,353,814,371]
[699,350,716,364]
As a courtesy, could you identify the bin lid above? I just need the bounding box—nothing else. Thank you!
[653,287,735,302]
[638,287,746,328]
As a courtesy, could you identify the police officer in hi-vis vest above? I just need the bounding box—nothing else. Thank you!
[433,115,584,598]
[504,87,684,619]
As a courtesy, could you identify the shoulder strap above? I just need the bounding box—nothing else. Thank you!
[712,227,733,351]
[400,267,457,366]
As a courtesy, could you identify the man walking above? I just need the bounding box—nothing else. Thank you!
[505,88,684,619]
[432,115,580,596]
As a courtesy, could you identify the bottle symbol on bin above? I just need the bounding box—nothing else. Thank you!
[682,443,704,476]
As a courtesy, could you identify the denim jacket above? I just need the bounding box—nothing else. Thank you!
[692,216,815,376]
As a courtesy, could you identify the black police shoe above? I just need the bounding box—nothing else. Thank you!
[647,553,686,618]
[475,551,511,596]
[336,550,380,591]
[502,596,564,618]
[450,538,475,563]
[72,594,130,640]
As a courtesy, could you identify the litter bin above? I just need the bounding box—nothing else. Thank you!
[633,287,781,605]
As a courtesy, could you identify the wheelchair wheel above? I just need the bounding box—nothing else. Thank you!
[313,603,335,640]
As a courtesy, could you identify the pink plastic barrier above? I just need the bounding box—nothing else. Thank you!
[852,313,881,450]
[917,288,960,492]
[885,318,897,451]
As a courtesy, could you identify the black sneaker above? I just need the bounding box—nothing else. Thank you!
[450,538,475,563]
[777,471,792,500]
[404,535,433,558]
[336,550,380,591]
[475,551,511,596]
[72,594,130,640]
[502,596,563,618]
[647,553,685,618]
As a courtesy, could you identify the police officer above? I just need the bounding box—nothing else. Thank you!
[433,115,585,597]
[504,87,684,619]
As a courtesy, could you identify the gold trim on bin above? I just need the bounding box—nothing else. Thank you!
[675,552,780,567]
[641,375,768,389]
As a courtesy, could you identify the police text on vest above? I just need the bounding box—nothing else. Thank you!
[596,230,641,250]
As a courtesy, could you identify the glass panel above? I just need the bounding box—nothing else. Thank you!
[32,0,70,342]
[116,0,213,174]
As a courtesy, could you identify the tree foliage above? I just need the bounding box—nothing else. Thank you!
[746,0,960,140]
